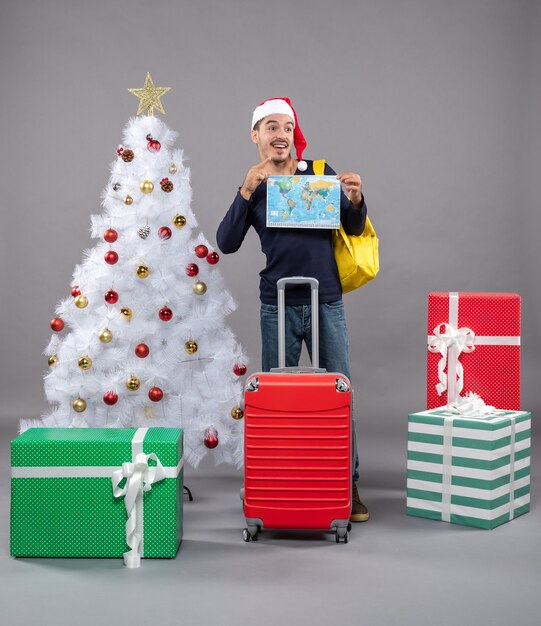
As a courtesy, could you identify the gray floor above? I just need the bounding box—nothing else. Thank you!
[1,419,539,626]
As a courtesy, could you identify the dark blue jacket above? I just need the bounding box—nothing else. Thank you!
[217,160,367,305]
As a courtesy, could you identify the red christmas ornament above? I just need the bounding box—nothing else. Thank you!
[147,139,161,153]
[71,285,81,297]
[158,226,172,240]
[103,392,118,406]
[185,263,199,277]
[204,436,219,449]
[116,146,124,157]
[159,306,173,321]
[50,317,64,332]
[195,244,208,258]
[206,251,220,265]
[233,363,247,376]
[135,343,150,358]
[104,250,119,265]
[148,386,164,402]
[204,427,219,449]
[104,289,119,304]
[104,228,118,243]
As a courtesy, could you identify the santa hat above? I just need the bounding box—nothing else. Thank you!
[251,97,308,171]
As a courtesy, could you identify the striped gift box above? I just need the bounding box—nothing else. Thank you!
[407,408,531,529]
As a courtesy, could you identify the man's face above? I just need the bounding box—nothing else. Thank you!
[251,113,295,163]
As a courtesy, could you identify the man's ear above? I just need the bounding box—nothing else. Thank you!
[251,129,259,145]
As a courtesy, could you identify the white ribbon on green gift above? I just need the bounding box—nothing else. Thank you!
[509,418,516,521]
[111,427,180,569]
[427,292,521,403]
[11,427,183,568]
[440,417,453,522]
[438,403,518,523]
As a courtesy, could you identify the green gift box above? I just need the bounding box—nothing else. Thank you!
[407,408,531,529]
[11,427,183,566]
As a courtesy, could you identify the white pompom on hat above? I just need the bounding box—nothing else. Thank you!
[251,97,307,171]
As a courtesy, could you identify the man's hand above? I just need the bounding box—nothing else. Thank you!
[336,172,363,207]
[240,157,273,200]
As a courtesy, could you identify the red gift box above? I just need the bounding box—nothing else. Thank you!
[427,292,521,410]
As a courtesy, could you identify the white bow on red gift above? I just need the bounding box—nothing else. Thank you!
[427,323,476,399]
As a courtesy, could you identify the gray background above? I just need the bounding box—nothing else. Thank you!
[0,1,540,625]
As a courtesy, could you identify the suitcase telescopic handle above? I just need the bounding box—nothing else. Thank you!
[276,277,319,369]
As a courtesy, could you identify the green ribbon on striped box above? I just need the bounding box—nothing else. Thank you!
[11,427,183,564]
[407,408,531,529]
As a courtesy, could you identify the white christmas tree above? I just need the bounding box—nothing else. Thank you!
[26,74,248,468]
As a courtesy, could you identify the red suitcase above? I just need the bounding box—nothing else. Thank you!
[242,277,352,543]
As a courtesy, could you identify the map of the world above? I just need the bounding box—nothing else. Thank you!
[266,176,341,228]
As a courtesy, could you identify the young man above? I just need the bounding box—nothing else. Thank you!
[216,97,369,522]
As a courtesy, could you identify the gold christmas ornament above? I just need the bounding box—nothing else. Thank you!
[72,398,87,413]
[120,307,133,321]
[184,339,198,355]
[136,264,150,278]
[74,294,88,309]
[48,354,59,367]
[78,355,93,370]
[140,180,154,194]
[126,375,141,391]
[128,72,171,116]
[124,194,134,205]
[193,280,207,295]
[98,328,113,343]
[230,406,244,420]
[173,214,186,228]
[169,163,177,174]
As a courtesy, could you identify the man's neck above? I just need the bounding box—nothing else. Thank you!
[264,157,298,176]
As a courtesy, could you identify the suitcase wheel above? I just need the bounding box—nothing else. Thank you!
[243,526,259,542]
[335,527,349,544]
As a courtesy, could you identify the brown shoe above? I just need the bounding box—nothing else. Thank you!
[350,484,370,522]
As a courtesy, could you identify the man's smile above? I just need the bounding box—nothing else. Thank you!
[271,140,289,149]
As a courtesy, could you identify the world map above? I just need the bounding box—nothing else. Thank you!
[266,176,341,228]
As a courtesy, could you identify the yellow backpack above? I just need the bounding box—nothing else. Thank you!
[313,160,379,294]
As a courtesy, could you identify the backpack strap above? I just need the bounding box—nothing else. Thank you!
[312,159,326,176]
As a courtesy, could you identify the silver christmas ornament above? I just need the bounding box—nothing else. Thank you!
[138,225,151,239]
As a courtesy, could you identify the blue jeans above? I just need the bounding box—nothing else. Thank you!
[260,300,360,483]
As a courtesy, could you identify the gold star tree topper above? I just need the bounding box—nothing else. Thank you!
[128,72,171,116]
